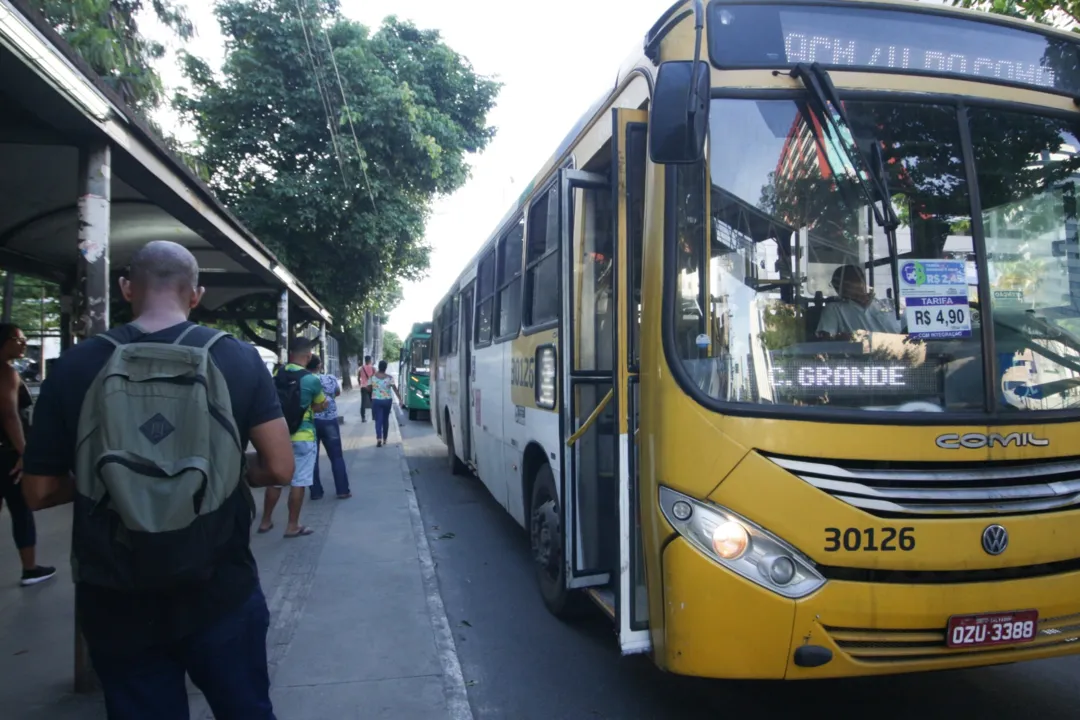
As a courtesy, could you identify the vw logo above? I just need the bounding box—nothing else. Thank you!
[982,525,1009,556]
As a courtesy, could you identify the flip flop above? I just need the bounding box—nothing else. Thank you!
[256,524,274,534]
[284,526,314,539]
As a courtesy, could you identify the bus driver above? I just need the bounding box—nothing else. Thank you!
[816,264,902,340]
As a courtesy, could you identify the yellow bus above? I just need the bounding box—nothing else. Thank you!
[431,0,1080,679]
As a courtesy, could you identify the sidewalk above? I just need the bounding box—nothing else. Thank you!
[0,392,469,719]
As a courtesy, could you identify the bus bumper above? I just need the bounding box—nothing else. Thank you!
[661,538,1080,679]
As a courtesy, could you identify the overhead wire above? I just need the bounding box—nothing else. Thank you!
[293,0,350,193]
[315,18,378,212]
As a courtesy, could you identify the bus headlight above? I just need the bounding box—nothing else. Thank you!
[659,486,825,599]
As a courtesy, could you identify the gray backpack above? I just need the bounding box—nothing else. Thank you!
[73,323,247,591]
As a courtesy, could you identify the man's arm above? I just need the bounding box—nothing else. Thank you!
[22,368,74,509]
[246,418,294,487]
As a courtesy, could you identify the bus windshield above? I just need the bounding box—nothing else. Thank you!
[410,338,431,374]
[669,97,1080,414]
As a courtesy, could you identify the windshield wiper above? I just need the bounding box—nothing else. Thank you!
[789,63,899,231]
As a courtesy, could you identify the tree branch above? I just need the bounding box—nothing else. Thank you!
[237,320,276,351]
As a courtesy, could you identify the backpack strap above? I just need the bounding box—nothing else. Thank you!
[172,324,229,351]
[99,324,145,348]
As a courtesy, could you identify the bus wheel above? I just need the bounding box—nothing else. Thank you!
[445,421,467,476]
[408,409,418,421]
[530,465,581,618]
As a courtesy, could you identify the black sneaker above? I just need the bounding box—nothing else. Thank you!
[21,566,56,587]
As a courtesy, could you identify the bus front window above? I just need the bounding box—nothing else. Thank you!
[411,339,431,374]
[670,98,983,412]
[971,109,1080,411]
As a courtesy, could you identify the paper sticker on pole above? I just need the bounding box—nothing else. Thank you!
[899,259,972,340]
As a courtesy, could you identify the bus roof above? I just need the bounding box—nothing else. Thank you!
[432,0,1080,315]
[407,321,433,339]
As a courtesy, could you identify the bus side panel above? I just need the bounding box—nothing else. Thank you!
[473,342,507,507]
[505,331,562,528]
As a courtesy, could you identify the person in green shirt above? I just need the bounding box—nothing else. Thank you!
[258,338,327,538]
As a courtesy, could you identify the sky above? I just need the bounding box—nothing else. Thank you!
[146,0,674,336]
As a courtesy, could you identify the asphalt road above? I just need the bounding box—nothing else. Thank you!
[397,412,1080,720]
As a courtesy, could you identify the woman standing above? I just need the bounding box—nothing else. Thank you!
[306,355,351,500]
[369,360,402,448]
[0,323,55,585]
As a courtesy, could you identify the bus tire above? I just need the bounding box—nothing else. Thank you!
[408,409,418,421]
[445,418,468,476]
[530,464,582,619]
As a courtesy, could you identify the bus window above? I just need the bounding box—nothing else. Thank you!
[574,184,615,372]
[476,250,496,345]
[496,216,524,338]
[671,98,982,412]
[525,185,560,327]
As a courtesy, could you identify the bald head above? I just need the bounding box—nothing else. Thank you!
[129,241,200,292]
[120,241,205,320]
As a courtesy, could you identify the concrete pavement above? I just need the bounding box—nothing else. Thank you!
[0,391,468,719]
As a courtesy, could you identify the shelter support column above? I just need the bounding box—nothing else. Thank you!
[1,271,14,323]
[75,145,111,339]
[319,321,328,369]
[73,143,110,695]
[277,290,289,365]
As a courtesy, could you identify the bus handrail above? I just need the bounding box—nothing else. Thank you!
[566,388,614,447]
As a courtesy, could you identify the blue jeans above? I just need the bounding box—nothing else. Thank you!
[311,417,350,498]
[372,398,393,441]
[90,586,275,720]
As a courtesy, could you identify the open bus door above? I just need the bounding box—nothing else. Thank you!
[560,108,651,654]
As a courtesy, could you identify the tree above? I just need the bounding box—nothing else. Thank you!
[953,0,1076,27]
[175,0,499,341]
[25,0,194,113]
[381,330,402,365]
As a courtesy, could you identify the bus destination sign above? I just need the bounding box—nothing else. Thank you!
[709,4,1080,94]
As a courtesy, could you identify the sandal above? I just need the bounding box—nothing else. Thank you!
[256,523,274,534]
[284,526,314,538]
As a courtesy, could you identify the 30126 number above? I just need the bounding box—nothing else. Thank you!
[824,527,915,552]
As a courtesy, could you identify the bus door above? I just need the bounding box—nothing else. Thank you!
[560,167,615,594]
[613,108,650,653]
[558,109,651,654]
[460,282,475,466]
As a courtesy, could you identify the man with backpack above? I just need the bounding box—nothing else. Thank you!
[257,337,327,538]
[21,241,295,719]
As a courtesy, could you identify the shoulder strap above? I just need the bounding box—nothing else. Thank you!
[172,324,228,350]
[99,324,144,348]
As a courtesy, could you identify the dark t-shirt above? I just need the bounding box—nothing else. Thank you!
[24,321,282,657]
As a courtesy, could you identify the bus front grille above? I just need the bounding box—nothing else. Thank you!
[767,454,1080,518]
[824,613,1080,663]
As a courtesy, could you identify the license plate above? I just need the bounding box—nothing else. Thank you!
[946,610,1039,648]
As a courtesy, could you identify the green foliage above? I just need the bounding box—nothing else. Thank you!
[25,0,194,112]
[953,0,1078,28]
[0,273,61,341]
[175,0,500,343]
[381,330,402,365]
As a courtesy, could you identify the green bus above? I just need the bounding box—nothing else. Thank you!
[399,321,433,420]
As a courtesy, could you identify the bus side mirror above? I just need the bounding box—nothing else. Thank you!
[649,60,710,165]
[399,347,406,361]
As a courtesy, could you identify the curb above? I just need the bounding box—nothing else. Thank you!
[391,409,474,720]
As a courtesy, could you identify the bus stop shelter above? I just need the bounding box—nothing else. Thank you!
[0,0,333,691]
[0,0,331,359]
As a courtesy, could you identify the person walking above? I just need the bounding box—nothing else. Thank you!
[0,323,55,586]
[370,360,403,448]
[22,240,296,720]
[358,355,375,422]
[306,355,351,500]
[258,338,327,538]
